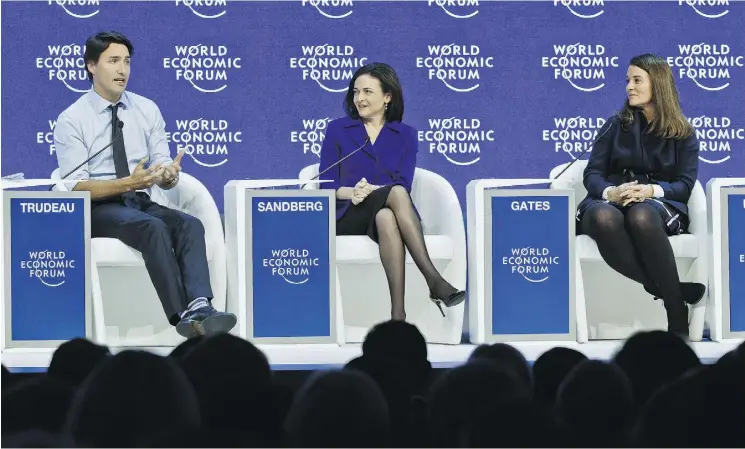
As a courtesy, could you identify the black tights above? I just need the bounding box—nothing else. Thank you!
[375,185,457,320]
[580,202,683,301]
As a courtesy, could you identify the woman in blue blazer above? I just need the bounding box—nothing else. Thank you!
[318,63,465,321]
[577,54,705,336]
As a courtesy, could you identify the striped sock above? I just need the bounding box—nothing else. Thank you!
[180,297,209,319]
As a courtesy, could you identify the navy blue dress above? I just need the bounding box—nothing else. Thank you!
[577,109,700,235]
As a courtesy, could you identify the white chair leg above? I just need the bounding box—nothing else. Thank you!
[90,259,107,345]
[575,254,589,343]
[335,266,345,345]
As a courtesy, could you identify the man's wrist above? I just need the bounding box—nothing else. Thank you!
[163,174,179,188]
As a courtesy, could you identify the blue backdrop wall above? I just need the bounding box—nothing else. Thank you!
[2,0,743,212]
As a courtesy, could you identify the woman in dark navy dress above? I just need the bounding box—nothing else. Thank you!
[577,54,705,336]
[318,63,465,322]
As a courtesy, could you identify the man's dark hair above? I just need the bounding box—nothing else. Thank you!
[83,31,134,82]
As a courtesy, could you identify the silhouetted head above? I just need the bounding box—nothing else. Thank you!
[65,350,200,447]
[532,347,588,407]
[613,330,700,407]
[555,360,634,447]
[468,343,532,390]
[285,369,389,448]
[428,361,532,447]
[47,338,111,387]
[2,376,75,436]
[463,400,567,448]
[180,333,281,445]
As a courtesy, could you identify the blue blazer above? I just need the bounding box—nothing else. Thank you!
[578,109,700,220]
[319,116,419,220]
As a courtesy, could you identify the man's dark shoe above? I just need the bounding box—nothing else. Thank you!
[176,306,237,339]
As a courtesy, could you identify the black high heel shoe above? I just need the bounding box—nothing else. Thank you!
[643,282,706,305]
[429,290,467,317]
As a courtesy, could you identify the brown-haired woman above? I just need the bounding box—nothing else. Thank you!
[576,54,705,337]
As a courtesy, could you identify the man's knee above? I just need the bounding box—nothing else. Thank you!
[375,208,398,232]
[181,214,205,236]
[140,217,171,241]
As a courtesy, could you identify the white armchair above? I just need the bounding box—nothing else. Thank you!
[550,160,708,341]
[299,164,467,344]
[51,169,227,346]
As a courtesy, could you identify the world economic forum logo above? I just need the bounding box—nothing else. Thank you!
[553,0,604,19]
[427,0,479,19]
[175,0,226,18]
[291,117,332,157]
[418,117,495,166]
[20,250,75,288]
[165,118,241,168]
[163,44,242,93]
[48,0,99,19]
[678,0,729,18]
[541,43,619,92]
[415,44,494,92]
[301,0,354,19]
[289,44,367,93]
[37,43,89,93]
[688,114,744,165]
[502,246,559,283]
[263,248,320,285]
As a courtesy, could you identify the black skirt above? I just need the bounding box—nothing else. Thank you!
[336,184,395,243]
[577,197,690,236]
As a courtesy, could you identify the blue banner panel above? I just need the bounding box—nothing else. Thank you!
[728,193,745,332]
[491,195,570,335]
[2,1,742,215]
[10,198,87,341]
[251,195,331,338]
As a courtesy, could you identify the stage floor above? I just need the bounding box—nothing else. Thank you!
[2,340,742,373]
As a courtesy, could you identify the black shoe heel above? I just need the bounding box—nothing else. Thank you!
[644,282,705,305]
[429,290,467,317]
[430,296,446,317]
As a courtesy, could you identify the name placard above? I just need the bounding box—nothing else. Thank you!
[4,192,91,348]
[484,189,575,341]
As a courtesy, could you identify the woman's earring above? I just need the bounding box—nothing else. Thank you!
[385,103,388,111]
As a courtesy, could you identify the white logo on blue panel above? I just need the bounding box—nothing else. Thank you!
[20,250,74,288]
[428,0,479,19]
[553,0,604,19]
[543,116,607,160]
[687,115,744,165]
[542,43,619,92]
[667,43,743,92]
[166,118,241,167]
[263,249,320,285]
[163,45,242,93]
[290,45,368,93]
[301,0,353,19]
[503,247,559,283]
[291,117,332,158]
[48,0,99,19]
[678,0,729,19]
[37,43,89,93]
[416,44,494,93]
[418,117,495,166]
[175,0,226,19]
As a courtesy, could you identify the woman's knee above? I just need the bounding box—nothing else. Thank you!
[583,204,624,233]
[375,208,398,233]
[625,203,662,233]
[386,185,411,206]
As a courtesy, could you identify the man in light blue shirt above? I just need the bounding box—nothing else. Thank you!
[54,31,236,338]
